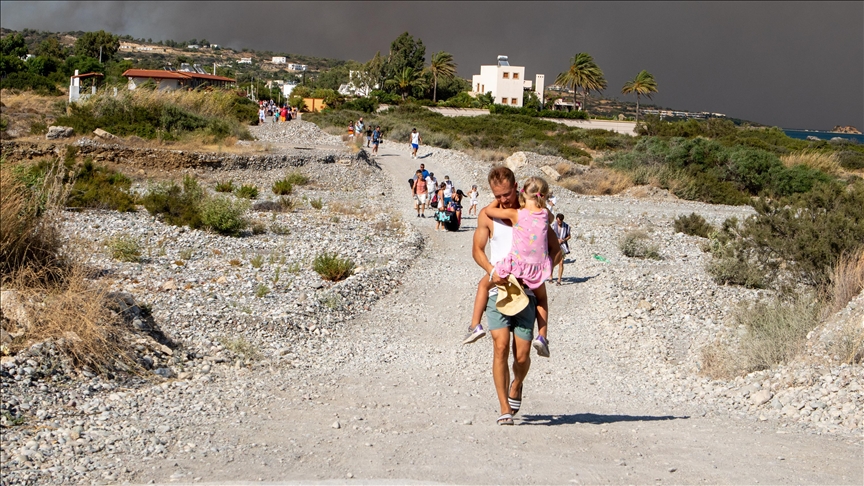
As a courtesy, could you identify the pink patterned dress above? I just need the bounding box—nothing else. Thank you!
[494,209,552,290]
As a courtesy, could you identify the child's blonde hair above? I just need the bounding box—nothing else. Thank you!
[518,176,550,208]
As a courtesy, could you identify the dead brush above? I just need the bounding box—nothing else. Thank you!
[827,247,864,314]
[5,264,139,373]
[329,201,364,217]
[1,159,70,281]
[781,150,842,176]
[560,168,633,195]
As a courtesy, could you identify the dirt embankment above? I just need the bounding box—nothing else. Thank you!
[0,139,368,173]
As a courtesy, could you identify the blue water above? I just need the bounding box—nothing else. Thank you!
[783,129,864,144]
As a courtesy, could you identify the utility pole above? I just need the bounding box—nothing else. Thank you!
[99,46,102,63]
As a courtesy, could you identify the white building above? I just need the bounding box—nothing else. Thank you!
[338,70,378,97]
[534,74,545,105]
[238,57,253,64]
[287,63,307,72]
[471,56,526,107]
[272,56,286,64]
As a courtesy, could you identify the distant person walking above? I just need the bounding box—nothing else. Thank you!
[550,213,571,286]
[372,126,382,155]
[468,185,479,217]
[409,128,422,159]
[258,107,266,125]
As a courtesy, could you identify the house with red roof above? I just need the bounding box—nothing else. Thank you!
[122,69,236,91]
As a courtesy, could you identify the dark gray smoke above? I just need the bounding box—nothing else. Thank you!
[2,1,861,130]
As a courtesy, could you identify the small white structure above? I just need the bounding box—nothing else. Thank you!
[272,56,287,64]
[534,74,545,105]
[238,57,253,64]
[287,63,307,72]
[69,70,103,103]
[187,44,200,49]
[282,83,297,97]
[471,55,526,107]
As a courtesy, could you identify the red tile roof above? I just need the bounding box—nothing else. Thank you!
[71,72,104,78]
[122,69,191,80]
[121,69,236,83]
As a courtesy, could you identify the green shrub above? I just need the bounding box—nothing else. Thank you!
[674,213,714,238]
[199,195,249,236]
[142,175,204,229]
[104,234,141,262]
[313,252,355,281]
[235,184,259,200]
[215,180,234,193]
[272,179,293,195]
[310,198,323,210]
[343,97,379,113]
[836,150,864,170]
[285,172,310,186]
[255,284,270,298]
[619,231,661,259]
[706,182,864,289]
[66,158,138,212]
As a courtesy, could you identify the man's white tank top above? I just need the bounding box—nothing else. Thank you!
[489,218,534,297]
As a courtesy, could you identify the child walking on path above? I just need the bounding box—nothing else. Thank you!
[463,177,553,357]
[468,185,479,217]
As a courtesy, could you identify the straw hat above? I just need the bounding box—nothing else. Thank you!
[496,274,529,316]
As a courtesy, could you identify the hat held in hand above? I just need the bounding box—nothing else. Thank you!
[496,274,529,316]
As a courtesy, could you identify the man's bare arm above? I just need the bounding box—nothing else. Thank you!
[473,207,509,285]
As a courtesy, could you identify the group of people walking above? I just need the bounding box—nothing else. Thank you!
[348,117,383,155]
[258,99,298,124]
[409,163,480,232]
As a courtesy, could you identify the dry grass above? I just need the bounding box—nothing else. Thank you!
[0,90,62,115]
[828,248,864,314]
[781,150,842,175]
[465,148,510,162]
[5,265,137,372]
[1,159,69,281]
[699,340,742,380]
[560,168,633,195]
[329,201,364,217]
[1,158,138,373]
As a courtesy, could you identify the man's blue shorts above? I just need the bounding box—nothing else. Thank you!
[485,294,536,342]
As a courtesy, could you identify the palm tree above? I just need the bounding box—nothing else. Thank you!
[427,51,457,102]
[384,67,426,101]
[555,52,606,114]
[621,70,658,125]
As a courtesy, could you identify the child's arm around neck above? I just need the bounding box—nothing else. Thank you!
[484,199,519,224]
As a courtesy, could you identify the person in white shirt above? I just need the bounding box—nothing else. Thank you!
[409,128,422,159]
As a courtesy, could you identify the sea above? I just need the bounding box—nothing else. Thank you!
[783,129,864,144]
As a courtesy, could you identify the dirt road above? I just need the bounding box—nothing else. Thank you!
[136,145,861,485]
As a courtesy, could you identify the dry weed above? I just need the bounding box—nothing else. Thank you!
[329,201,364,217]
[828,248,864,314]
[560,168,632,195]
[699,340,741,380]
[1,160,70,281]
[5,264,138,372]
[781,150,842,175]
[466,148,510,162]
[554,161,576,178]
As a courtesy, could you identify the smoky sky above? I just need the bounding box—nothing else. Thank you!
[2,1,861,130]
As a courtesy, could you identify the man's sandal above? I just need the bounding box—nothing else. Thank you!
[508,380,523,416]
[497,413,514,425]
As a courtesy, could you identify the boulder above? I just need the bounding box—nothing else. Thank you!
[750,389,773,406]
[0,290,35,330]
[46,126,74,140]
[540,165,562,181]
[505,152,528,172]
[93,128,117,140]
[806,136,821,141]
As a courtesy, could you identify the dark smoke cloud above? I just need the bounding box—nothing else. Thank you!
[2,1,861,130]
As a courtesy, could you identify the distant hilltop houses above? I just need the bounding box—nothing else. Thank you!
[642,109,727,119]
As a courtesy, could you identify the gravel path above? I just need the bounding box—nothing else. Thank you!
[1,124,861,485]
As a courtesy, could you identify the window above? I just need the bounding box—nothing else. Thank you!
[501,98,508,104]
[513,72,519,80]
[502,72,509,79]
[511,98,518,105]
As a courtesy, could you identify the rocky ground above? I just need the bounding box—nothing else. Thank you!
[1,120,861,485]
